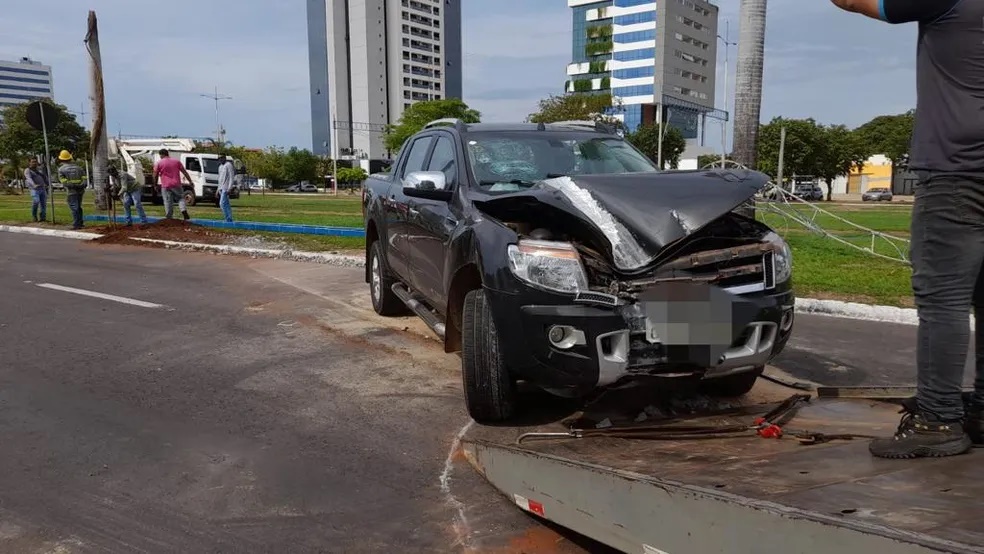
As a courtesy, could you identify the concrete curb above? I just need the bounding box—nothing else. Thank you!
[1,223,939,327]
[129,238,364,268]
[795,297,976,329]
[0,224,103,240]
[83,215,366,237]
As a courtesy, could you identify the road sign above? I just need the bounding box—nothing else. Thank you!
[25,100,60,132]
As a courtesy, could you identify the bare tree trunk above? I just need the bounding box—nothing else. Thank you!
[732,0,767,170]
[86,11,110,212]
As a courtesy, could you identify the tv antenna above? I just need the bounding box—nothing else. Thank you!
[200,86,233,144]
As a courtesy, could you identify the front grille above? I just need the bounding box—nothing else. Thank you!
[688,248,773,294]
[620,243,777,297]
[763,251,776,289]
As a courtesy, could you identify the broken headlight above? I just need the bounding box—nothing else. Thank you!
[507,239,589,294]
[764,232,793,283]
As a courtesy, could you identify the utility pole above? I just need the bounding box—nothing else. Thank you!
[85,10,110,212]
[776,125,787,190]
[331,110,339,195]
[732,0,768,170]
[657,105,664,170]
[200,86,232,145]
[717,20,737,168]
[657,107,674,170]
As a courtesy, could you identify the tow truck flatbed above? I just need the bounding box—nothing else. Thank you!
[461,381,984,554]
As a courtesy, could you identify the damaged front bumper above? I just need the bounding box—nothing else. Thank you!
[486,282,795,394]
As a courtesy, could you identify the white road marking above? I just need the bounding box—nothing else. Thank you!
[440,419,474,549]
[36,283,168,310]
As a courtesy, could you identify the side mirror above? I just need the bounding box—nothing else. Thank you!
[403,170,452,201]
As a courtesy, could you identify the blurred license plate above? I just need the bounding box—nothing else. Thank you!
[639,283,737,346]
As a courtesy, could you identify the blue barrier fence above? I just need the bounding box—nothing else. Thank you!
[83,215,366,238]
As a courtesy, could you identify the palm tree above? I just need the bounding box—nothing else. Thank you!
[731,0,767,170]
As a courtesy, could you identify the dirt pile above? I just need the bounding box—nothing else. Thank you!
[90,220,231,246]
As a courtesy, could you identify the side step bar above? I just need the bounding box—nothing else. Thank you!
[391,283,446,339]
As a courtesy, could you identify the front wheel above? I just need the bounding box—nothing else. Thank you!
[368,241,406,316]
[461,289,519,424]
[700,366,764,397]
[183,189,197,207]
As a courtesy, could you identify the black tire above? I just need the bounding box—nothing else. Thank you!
[700,366,764,397]
[461,289,518,423]
[183,189,197,207]
[368,241,406,316]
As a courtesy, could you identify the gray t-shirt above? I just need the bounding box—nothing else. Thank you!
[884,0,984,173]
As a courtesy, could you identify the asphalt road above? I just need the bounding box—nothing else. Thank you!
[0,232,975,553]
[774,310,977,388]
[0,234,601,554]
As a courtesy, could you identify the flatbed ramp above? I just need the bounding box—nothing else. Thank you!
[460,383,984,554]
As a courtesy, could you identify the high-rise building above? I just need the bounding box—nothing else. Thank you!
[0,57,54,110]
[306,0,463,162]
[566,0,722,146]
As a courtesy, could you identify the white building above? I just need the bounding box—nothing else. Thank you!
[0,57,53,110]
[307,0,463,163]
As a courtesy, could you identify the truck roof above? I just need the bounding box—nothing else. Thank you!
[421,119,622,137]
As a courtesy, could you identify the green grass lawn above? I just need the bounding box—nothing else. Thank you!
[0,190,366,227]
[0,191,916,306]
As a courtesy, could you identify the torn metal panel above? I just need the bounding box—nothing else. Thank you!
[473,169,771,273]
[540,176,653,271]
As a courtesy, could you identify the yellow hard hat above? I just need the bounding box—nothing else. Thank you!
[58,150,73,161]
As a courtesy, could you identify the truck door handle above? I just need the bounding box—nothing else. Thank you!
[409,207,420,217]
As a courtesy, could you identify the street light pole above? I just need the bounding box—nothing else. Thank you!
[718,20,737,168]
[331,110,339,196]
[200,86,232,145]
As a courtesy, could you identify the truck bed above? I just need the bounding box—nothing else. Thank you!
[461,380,984,554]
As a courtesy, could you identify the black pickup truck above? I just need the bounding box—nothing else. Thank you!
[362,119,795,423]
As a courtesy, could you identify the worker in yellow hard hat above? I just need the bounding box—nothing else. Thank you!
[57,150,88,229]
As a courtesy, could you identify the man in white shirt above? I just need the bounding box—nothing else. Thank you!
[217,154,235,222]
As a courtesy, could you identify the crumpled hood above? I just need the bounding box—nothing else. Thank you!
[472,169,770,272]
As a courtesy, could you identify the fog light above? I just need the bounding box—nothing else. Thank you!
[547,325,585,350]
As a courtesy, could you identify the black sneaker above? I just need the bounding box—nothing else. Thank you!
[869,399,972,459]
[182,210,190,221]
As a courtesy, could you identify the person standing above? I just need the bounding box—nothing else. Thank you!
[830,0,984,459]
[24,158,49,222]
[153,149,194,220]
[108,166,148,226]
[216,154,235,222]
[56,150,87,230]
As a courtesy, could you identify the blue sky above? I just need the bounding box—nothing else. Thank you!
[3,0,917,152]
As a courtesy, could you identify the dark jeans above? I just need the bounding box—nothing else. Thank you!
[911,174,984,421]
[67,192,84,228]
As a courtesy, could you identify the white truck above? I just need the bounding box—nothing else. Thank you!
[108,138,242,206]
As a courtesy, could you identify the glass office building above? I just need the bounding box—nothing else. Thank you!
[565,0,724,143]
